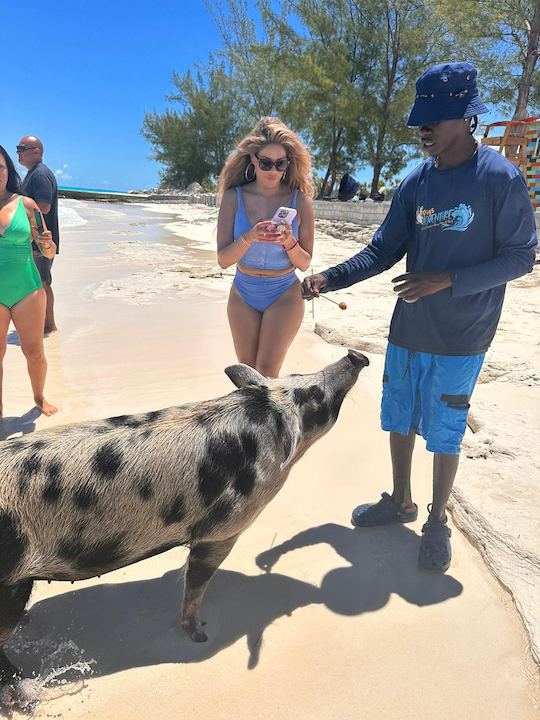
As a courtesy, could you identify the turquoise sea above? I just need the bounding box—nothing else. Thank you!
[58,185,128,194]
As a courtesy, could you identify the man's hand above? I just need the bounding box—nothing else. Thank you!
[301,273,328,299]
[392,272,452,302]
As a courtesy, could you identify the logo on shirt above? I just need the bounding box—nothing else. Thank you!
[416,203,474,232]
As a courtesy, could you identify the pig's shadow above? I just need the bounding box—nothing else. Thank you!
[10,567,321,678]
[9,522,462,679]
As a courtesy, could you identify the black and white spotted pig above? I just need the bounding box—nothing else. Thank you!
[0,350,368,703]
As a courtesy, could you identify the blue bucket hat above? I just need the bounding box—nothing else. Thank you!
[407,62,488,127]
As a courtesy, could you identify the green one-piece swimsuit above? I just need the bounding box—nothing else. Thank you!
[0,196,42,308]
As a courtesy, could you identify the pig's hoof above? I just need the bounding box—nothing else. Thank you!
[181,620,208,643]
[190,629,208,643]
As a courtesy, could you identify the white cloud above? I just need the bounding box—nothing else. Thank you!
[55,166,73,180]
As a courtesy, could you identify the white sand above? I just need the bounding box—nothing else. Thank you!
[1,198,538,718]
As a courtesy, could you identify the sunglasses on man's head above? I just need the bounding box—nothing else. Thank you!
[255,154,289,172]
[16,145,38,153]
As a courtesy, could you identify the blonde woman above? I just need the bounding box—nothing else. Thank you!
[217,117,315,377]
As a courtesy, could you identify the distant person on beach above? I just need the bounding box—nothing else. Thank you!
[302,62,537,572]
[18,135,59,334]
[0,146,57,416]
[216,117,314,377]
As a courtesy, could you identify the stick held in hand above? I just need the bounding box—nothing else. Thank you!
[319,294,347,310]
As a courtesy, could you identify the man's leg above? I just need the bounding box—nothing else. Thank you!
[419,352,484,571]
[390,430,417,511]
[42,281,57,333]
[431,452,460,521]
[33,256,57,333]
[351,344,418,527]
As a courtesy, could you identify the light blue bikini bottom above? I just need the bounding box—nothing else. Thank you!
[234,268,298,312]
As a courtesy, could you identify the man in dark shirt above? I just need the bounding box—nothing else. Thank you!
[302,62,537,572]
[18,135,59,333]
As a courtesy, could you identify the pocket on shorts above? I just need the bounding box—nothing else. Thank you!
[429,393,471,453]
[441,393,470,411]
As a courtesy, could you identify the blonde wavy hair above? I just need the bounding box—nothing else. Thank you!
[218,117,315,198]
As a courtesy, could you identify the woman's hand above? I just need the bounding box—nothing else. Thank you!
[276,222,296,250]
[246,220,282,244]
[35,230,55,258]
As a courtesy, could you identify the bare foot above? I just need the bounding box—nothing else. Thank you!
[34,397,58,416]
[44,325,58,336]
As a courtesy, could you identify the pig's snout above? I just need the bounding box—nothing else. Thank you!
[347,350,369,369]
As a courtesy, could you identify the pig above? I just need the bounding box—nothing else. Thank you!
[0,350,368,708]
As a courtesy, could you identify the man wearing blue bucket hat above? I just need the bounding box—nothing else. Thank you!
[302,62,537,572]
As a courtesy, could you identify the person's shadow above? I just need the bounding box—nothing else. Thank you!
[7,523,462,684]
[0,407,41,440]
[255,522,463,615]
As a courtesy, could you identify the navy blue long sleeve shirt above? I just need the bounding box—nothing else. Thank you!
[323,145,537,355]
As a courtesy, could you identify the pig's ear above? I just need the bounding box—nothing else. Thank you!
[225,363,267,388]
[280,413,301,470]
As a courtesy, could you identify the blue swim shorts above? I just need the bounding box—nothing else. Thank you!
[380,343,485,455]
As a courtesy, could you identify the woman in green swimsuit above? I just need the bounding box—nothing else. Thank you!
[0,146,57,417]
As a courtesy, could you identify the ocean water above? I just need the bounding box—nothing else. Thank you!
[58,186,127,194]
[58,201,88,228]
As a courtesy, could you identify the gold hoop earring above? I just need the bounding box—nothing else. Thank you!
[245,162,256,182]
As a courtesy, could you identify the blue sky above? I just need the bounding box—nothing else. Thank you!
[3,0,223,190]
[3,1,502,192]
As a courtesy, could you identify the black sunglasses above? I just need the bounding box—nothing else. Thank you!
[255,154,289,172]
[16,145,38,153]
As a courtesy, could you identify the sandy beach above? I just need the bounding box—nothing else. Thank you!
[1,198,539,718]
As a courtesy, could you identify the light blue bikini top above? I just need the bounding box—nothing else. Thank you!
[233,186,299,270]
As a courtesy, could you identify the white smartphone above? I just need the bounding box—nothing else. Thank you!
[271,206,297,226]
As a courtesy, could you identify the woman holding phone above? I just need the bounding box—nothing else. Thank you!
[217,117,315,377]
[0,145,57,416]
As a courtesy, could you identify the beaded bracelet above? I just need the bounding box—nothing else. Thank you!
[239,234,252,246]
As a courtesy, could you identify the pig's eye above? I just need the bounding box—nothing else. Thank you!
[293,385,325,407]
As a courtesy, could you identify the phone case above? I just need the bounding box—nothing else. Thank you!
[271,206,297,226]
[33,209,44,235]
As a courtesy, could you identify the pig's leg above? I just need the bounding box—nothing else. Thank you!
[0,580,34,709]
[182,536,239,642]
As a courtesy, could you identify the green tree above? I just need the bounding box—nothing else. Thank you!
[142,63,245,188]
[260,0,458,197]
[205,0,289,119]
[357,0,460,196]
[436,0,540,119]
[258,0,375,197]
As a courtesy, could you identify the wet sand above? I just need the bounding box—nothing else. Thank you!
[1,200,538,718]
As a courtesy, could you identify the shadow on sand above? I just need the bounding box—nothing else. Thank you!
[0,407,41,440]
[9,522,462,679]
